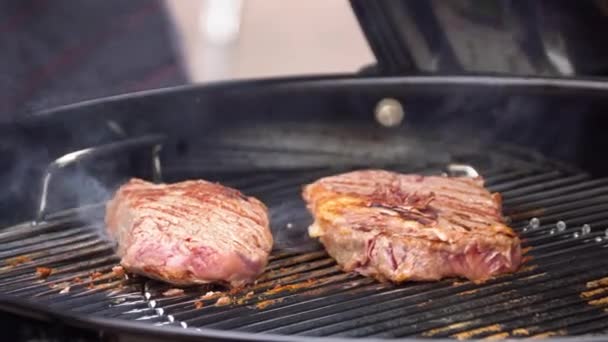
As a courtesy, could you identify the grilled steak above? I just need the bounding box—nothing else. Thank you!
[302,170,522,283]
[105,179,272,287]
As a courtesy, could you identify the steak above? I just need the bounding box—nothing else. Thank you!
[105,178,273,287]
[302,170,522,283]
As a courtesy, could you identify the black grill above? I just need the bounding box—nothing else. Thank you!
[2,161,608,340]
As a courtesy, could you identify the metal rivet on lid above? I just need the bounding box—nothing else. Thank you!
[374,98,404,127]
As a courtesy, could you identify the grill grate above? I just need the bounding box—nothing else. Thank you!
[2,163,608,340]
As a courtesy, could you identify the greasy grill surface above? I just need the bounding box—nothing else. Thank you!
[2,164,608,340]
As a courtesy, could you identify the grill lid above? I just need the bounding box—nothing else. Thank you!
[350,0,608,76]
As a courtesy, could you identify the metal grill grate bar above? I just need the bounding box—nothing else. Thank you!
[488,171,566,193]
[205,234,605,333]
[255,247,608,336]
[2,164,608,339]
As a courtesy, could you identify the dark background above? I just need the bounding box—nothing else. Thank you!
[0,0,186,121]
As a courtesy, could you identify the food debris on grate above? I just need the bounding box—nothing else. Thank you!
[112,265,125,277]
[6,255,32,267]
[36,267,53,279]
[163,288,185,297]
[2,165,608,339]
[215,296,232,306]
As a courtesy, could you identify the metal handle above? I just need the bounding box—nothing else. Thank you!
[34,134,166,224]
[446,164,480,178]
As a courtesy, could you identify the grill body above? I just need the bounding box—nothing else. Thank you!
[2,75,608,341]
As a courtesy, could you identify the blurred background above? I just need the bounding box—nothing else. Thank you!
[4,0,608,120]
[165,0,373,82]
[0,0,373,119]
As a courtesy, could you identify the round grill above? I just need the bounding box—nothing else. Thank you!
[2,152,608,341]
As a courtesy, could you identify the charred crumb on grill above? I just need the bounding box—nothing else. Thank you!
[194,301,204,309]
[36,267,53,279]
[228,287,242,295]
[587,277,608,288]
[484,332,510,340]
[266,284,284,295]
[112,265,125,277]
[89,271,103,280]
[517,264,537,273]
[201,291,220,300]
[531,330,567,338]
[457,289,479,296]
[581,287,608,298]
[50,282,71,292]
[255,298,284,310]
[512,328,530,336]
[451,324,502,340]
[7,255,32,267]
[162,288,185,297]
[587,296,608,306]
[266,279,316,295]
[215,296,232,306]
[422,322,472,336]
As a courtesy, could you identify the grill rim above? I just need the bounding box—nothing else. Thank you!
[25,74,608,121]
[4,74,608,340]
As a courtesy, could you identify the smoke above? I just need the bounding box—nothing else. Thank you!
[0,131,132,229]
[41,159,132,234]
[49,167,114,211]
[408,91,586,167]
[266,195,318,253]
[0,139,50,226]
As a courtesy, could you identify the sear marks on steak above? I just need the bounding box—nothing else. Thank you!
[105,179,273,287]
[302,170,522,283]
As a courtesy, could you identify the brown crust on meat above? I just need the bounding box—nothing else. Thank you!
[303,170,522,283]
[105,178,273,287]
